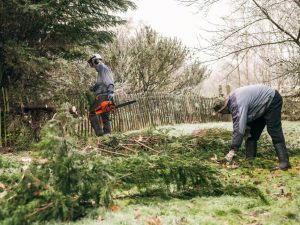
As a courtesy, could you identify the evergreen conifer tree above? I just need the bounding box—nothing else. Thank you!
[0,0,136,88]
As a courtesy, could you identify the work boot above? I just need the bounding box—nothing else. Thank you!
[90,114,104,137]
[245,139,257,159]
[274,143,291,170]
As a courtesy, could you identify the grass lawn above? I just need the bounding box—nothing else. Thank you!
[1,121,300,225]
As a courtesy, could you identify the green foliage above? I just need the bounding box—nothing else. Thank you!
[0,155,19,169]
[102,26,209,93]
[0,104,114,224]
[0,110,271,224]
[6,115,34,151]
[2,121,300,225]
[0,155,22,186]
[110,155,223,198]
[173,59,210,92]
[0,0,135,98]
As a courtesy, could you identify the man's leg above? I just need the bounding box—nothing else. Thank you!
[264,91,291,170]
[246,117,266,158]
[101,112,111,134]
[97,95,112,135]
[89,99,104,137]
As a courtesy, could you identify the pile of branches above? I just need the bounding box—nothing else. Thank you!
[0,104,268,225]
[86,128,233,158]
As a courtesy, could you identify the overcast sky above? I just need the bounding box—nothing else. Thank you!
[124,0,229,49]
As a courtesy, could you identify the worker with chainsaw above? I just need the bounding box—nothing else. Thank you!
[213,84,291,170]
[87,53,114,136]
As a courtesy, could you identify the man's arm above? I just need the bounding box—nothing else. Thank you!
[225,105,248,162]
[102,68,114,94]
[231,105,248,150]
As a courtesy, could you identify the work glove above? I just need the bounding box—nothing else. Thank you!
[69,106,78,117]
[225,149,236,162]
[108,92,114,102]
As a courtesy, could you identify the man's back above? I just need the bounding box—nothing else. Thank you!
[95,63,114,95]
[229,84,275,122]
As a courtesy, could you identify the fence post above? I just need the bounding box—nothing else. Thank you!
[218,85,223,97]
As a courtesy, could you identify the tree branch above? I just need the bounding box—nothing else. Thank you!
[220,48,251,82]
[252,0,300,47]
[197,39,294,63]
[297,28,300,42]
[293,0,300,8]
[214,18,266,45]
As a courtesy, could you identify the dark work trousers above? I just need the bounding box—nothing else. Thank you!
[89,95,111,136]
[247,90,285,144]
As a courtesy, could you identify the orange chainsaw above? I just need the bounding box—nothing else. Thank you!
[94,100,137,115]
[69,100,136,117]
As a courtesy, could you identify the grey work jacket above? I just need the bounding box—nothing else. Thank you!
[227,84,275,149]
[92,63,114,96]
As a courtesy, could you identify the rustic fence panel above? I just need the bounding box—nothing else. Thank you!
[1,91,299,144]
[69,93,222,137]
[69,93,300,137]
[282,96,300,120]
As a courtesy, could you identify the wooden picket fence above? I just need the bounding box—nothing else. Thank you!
[69,93,221,137]
[282,95,300,121]
[1,89,300,147]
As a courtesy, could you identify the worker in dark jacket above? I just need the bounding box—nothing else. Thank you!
[213,84,291,170]
[87,53,115,136]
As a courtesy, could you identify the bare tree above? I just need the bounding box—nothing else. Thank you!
[179,0,300,91]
